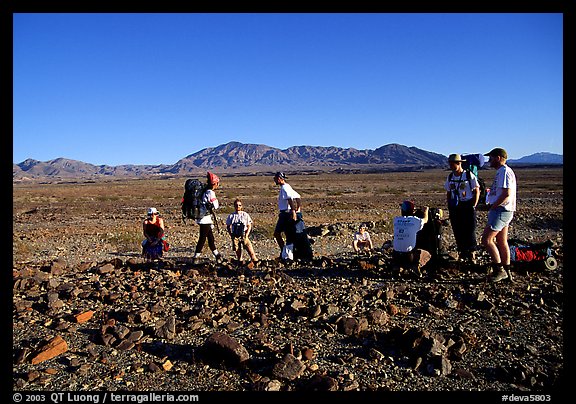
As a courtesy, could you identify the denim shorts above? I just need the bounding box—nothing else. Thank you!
[487,206,514,231]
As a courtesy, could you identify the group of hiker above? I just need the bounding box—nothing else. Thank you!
[142,170,313,266]
[387,147,517,282]
[141,147,517,282]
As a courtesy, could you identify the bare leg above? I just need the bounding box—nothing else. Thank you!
[495,226,510,265]
[274,231,285,252]
[246,242,258,261]
[481,226,501,264]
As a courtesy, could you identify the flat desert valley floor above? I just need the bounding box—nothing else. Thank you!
[12,167,565,393]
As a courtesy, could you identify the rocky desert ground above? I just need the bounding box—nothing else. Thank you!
[12,168,564,397]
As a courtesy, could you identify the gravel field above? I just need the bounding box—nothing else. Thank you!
[12,168,565,398]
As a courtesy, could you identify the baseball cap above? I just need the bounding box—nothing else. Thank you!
[484,147,508,159]
[274,172,287,180]
[147,207,158,216]
[400,200,415,214]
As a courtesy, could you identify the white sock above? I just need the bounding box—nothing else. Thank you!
[194,253,201,258]
[212,250,220,256]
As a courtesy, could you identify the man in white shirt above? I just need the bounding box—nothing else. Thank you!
[273,172,301,260]
[481,147,517,282]
[393,200,430,271]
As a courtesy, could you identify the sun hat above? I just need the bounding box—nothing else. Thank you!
[147,207,158,216]
[448,153,465,163]
[484,147,508,159]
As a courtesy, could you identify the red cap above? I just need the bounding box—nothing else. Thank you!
[207,171,220,185]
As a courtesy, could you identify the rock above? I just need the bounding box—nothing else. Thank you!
[74,310,94,323]
[30,335,68,365]
[202,331,250,365]
[272,353,306,381]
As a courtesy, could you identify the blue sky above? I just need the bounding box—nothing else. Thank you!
[13,13,563,166]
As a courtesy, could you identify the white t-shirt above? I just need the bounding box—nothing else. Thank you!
[487,164,517,211]
[226,210,253,227]
[444,170,479,202]
[354,231,372,243]
[197,189,219,224]
[278,183,301,211]
[393,216,425,252]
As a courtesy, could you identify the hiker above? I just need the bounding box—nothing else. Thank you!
[142,207,167,261]
[353,223,373,253]
[444,153,480,262]
[480,148,517,282]
[192,171,224,264]
[392,200,431,271]
[273,171,301,261]
[226,198,259,266]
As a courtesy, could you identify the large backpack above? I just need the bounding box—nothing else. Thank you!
[181,179,207,222]
[415,207,445,261]
[453,153,488,207]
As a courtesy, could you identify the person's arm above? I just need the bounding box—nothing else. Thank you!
[471,187,480,207]
[244,214,252,237]
[490,188,511,210]
[226,215,232,235]
[288,199,298,220]
[422,206,429,224]
[209,190,219,210]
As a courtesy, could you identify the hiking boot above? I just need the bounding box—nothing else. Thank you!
[505,267,514,282]
[215,254,224,264]
[490,267,509,283]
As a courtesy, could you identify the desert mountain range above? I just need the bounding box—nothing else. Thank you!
[13,141,562,181]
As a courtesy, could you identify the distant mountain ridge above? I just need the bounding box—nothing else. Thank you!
[507,152,563,165]
[13,142,562,181]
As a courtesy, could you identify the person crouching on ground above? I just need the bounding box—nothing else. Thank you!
[226,198,259,266]
[392,200,431,272]
[353,223,373,253]
[193,171,224,265]
[142,207,165,261]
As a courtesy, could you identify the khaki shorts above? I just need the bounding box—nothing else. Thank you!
[232,236,253,252]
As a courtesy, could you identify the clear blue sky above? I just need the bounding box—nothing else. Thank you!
[13,13,563,166]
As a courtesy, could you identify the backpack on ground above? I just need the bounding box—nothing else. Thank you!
[181,179,207,222]
[293,212,313,261]
[453,153,488,207]
[415,207,447,261]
